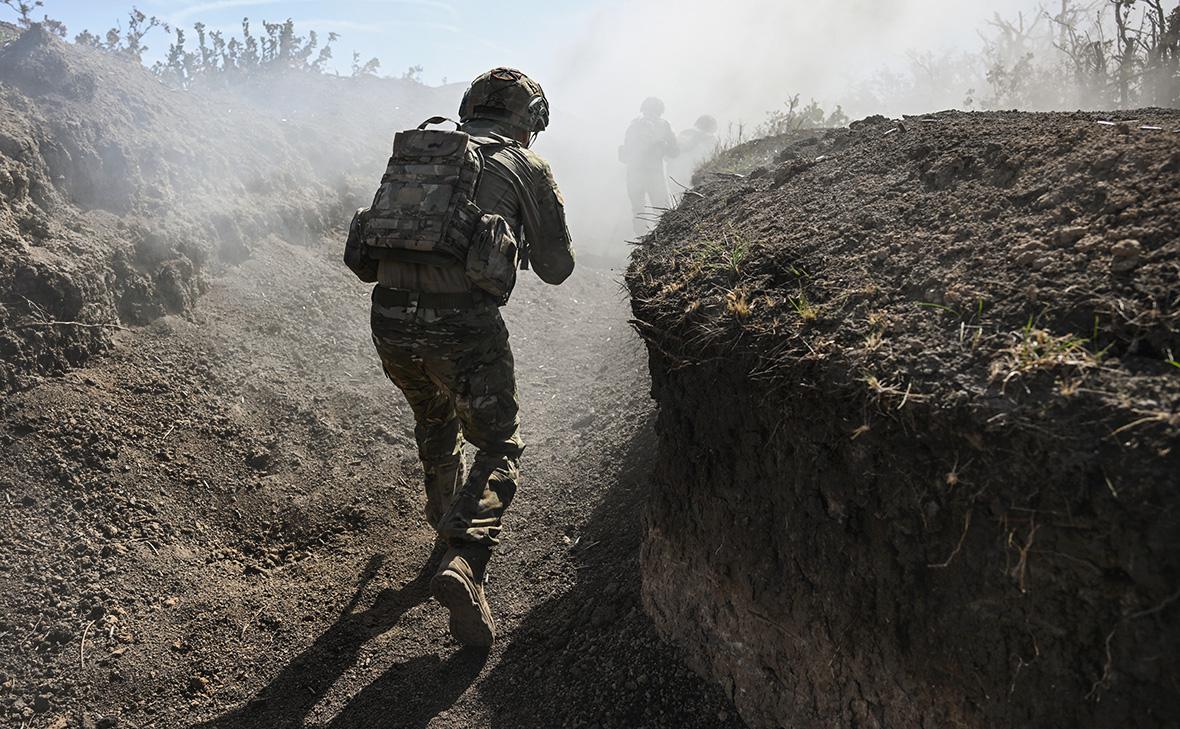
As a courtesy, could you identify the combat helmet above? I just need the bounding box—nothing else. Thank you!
[459,67,550,134]
[640,97,665,117]
[695,114,719,133]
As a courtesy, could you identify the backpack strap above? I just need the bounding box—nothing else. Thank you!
[464,136,512,219]
[418,116,461,130]
[462,137,511,195]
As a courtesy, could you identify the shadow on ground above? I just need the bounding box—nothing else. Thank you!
[479,419,747,729]
[192,541,487,729]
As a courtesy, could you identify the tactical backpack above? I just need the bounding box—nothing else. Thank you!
[353,117,523,304]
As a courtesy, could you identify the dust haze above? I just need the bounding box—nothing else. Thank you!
[103,0,1143,256]
[534,0,1040,253]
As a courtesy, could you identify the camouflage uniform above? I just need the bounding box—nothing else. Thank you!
[371,117,574,549]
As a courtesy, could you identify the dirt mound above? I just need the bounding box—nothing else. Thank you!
[691,129,828,182]
[0,26,451,393]
[627,110,1180,728]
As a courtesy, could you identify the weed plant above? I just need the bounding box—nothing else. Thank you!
[1,2,387,86]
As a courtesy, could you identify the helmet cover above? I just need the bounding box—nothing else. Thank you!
[459,67,549,133]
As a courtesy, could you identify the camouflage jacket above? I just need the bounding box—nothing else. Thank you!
[619,116,679,170]
[377,119,575,294]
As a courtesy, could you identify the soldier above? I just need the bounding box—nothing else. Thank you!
[618,96,678,234]
[670,114,719,187]
[348,68,574,647]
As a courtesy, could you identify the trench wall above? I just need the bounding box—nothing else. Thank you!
[629,110,1180,728]
[638,348,1178,728]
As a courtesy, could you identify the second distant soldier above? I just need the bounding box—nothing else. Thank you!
[619,96,678,234]
[670,114,719,187]
[345,67,575,647]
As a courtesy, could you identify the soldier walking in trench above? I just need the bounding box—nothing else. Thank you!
[619,96,679,234]
[344,67,575,646]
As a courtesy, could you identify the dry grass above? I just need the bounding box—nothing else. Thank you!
[864,373,928,409]
[725,288,752,319]
[790,291,819,322]
[990,321,1106,387]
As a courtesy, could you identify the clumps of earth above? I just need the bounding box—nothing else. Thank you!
[629,109,1179,728]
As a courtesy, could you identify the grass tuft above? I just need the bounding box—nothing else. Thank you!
[990,319,1107,386]
[790,291,818,322]
[725,289,752,319]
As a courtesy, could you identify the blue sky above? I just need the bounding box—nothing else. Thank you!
[20,0,599,84]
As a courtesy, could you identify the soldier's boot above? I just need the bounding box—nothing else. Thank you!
[430,544,495,647]
[424,460,466,532]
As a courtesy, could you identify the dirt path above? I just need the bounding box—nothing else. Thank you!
[0,236,743,728]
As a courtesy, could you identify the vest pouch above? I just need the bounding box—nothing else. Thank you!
[465,212,518,306]
[344,207,378,283]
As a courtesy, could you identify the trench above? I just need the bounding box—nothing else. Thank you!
[0,222,751,727]
[0,27,756,728]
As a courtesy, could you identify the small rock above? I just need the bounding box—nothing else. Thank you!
[1055,226,1088,247]
[1112,238,1142,256]
[33,694,50,713]
[1092,150,1122,175]
[1015,249,1041,266]
[1111,239,1143,273]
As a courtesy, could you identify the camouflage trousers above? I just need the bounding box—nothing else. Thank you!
[370,288,523,549]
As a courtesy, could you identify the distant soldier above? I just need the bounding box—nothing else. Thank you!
[670,114,719,186]
[619,96,678,234]
[345,67,575,647]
